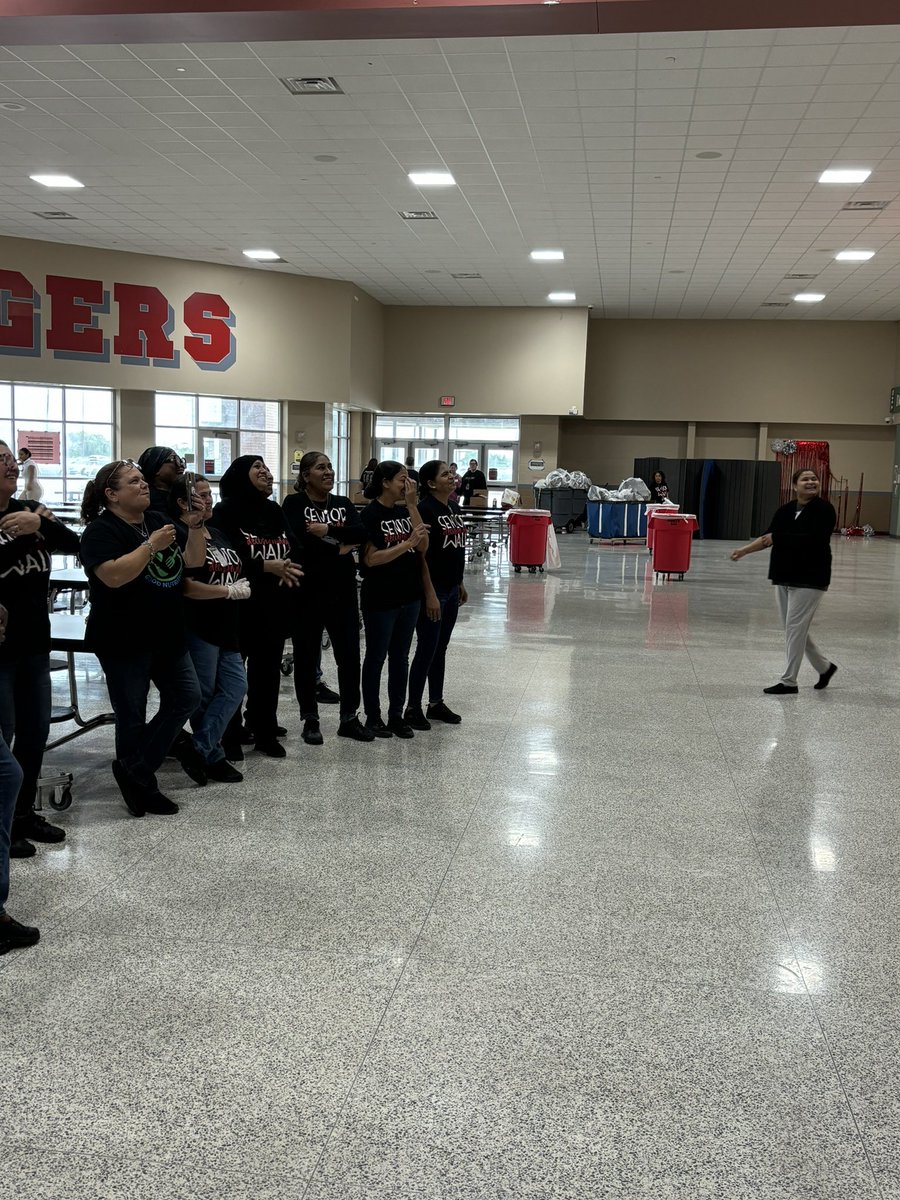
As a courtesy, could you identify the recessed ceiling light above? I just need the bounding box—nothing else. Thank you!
[548,291,576,302]
[242,249,283,261]
[314,154,337,162]
[176,67,186,73]
[0,102,26,112]
[408,171,456,187]
[819,168,871,184]
[530,249,564,261]
[29,173,84,188]
[793,292,826,303]
[695,151,722,159]
[835,249,875,261]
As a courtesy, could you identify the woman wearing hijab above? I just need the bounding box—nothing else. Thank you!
[0,441,80,856]
[137,445,185,516]
[79,459,205,816]
[210,456,302,758]
[283,451,371,744]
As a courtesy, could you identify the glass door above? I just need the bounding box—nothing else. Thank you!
[412,442,441,471]
[376,442,405,464]
[198,429,236,480]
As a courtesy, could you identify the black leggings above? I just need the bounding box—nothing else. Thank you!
[292,591,361,721]
[225,634,285,742]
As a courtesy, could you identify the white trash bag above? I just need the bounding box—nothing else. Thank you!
[620,476,651,501]
[544,523,562,569]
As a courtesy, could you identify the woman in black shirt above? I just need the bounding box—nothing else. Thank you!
[79,460,206,815]
[359,461,428,738]
[650,470,669,503]
[0,440,80,857]
[283,452,372,744]
[405,460,468,729]
[210,455,302,758]
[360,458,377,495]
[730,468,837,694]
[170,476,248,783]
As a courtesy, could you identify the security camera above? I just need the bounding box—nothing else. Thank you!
[885,416,893,424]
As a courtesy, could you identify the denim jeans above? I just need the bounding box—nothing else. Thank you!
[293,592,361,721]
[186,634,247,764]
[361,601,420,720]
[0,733,23,916]
[99,649,201,792]
[407,587,460,710]
[0,654,51,819]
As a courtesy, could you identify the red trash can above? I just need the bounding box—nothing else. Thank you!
[645,505,680,551]
[651,514,698,579]
[507,509,551,574]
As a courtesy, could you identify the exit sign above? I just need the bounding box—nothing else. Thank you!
[439,395,455,407]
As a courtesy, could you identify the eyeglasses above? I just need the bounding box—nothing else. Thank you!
[166,453,185,468]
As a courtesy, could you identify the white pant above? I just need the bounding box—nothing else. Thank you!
[776,585,829,686]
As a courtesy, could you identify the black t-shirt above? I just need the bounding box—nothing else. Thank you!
[0,499,80,662]
[360,468,375,492]
[146,484,173,519]
[282,491,362,601]
[460,469,487,505]
[419,495,466,593]
[766,497,836,590]
[651,483,669,502]
[359,501,422,611]
[79,510,186,657]
[183,525,244,651]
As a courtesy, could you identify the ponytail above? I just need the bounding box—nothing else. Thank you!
[81,459,130,524]
[364,459,404,500]
[80,479,103,524]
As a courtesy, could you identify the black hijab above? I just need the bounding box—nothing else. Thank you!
[137,445,175,485]
[218,455,270,506]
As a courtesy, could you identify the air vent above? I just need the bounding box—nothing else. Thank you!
[33,211,76,220]
[280,76,343,96]
[399,210,438,220]
[784,273,817,280]
[842,200,889,211]
[451,272,482,280]
[761,302,789,307]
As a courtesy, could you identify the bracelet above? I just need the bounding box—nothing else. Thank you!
[142,538,153,553]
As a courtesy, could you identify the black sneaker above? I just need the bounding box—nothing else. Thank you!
[112,759,145,818]
[275,725,287,738]
[403,707,431,731]
[255,739,287,758]
[13,813,66,844]
[9,837,36,859]
[175,740,207,787]
[222,740,244,763]
[0,914,40,955]
[364,717,393,739]
[763,683,798,695]
[143,792,179,815]
[338,716,375,742]
[814,663,838,691]
[302,719,324,746]
[427,701,462,724]
[387,716,414,739]
[316,682,340,704]
[206,759,243,783]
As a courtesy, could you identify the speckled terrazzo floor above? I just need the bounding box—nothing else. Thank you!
[3,533,899,1199]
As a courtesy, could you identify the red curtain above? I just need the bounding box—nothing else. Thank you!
[775,441,830,504]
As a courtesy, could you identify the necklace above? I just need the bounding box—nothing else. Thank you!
[111,510,150,541]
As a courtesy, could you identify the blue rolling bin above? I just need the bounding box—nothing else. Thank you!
[587,501,648,543]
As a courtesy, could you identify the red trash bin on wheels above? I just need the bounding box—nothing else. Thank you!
[651,513,698,580]
[507,509,551,574]
[645,504,681,552]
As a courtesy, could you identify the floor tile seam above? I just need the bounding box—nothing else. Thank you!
[296,667,529,1198]
[684,645,885,1191]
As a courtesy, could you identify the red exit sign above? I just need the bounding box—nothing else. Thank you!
[439,394,455,407]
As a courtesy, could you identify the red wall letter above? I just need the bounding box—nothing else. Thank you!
[47,274,109,361]
[0,269,40,357]
[113,282,178,366]
[183,291,236,371]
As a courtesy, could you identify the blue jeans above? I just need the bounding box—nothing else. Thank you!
[0,733,23,916]
[362,601,420,720]
[186,634,247,764]
[99,650,201,792]
[0,654,51,819]
[407,587,460,710]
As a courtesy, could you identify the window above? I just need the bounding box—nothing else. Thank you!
[373,415,520,503]
[332,408,349,494]
[0,381,114,505]
[155,391,282,492]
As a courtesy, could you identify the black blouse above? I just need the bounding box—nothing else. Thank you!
[766,497,836,590]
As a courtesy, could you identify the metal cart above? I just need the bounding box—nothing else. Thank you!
[533,487,588,533]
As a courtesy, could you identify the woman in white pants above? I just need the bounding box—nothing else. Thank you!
[730,468,837,695]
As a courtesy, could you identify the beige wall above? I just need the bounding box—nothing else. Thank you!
[559,419,688,487]
[119,389,155,462]
[586,319,898,424]
[349,290,384,413]
[694,422,759,460]
[0,234,376,405]
[383,307,588,416]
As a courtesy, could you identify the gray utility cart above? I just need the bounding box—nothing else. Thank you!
[533,486,588,533]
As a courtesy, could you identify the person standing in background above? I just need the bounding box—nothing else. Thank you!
[360,458,378,495]
[448,463,461,505]
[730,468,838,695]
[649,470,669,503]
[137,446,186,516]
[16,448,42,503]
[404,456,420,492]
[459,459,488,507]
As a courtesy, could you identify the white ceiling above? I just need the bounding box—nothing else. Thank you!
[4,25,900,317]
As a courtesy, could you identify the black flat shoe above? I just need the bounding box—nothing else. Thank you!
[112,759,145,818]
[814,663,838,690]
[316,683,340,704]
[0,914,40,955]
[403,707,432,731]
[302,719,324,746]
[276,725,287,738]
[143,792,179,816]
[255,739,287,758]
[763,683,798,695]
[175,740,207,787]
[9,837,36,859]
[338,717,375,742]
[427,701,462,724]
[364,717,393,739]
[206,759,243,783]
[387,717,414,739]
[14,813,66,844]
[221,740,244,763]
